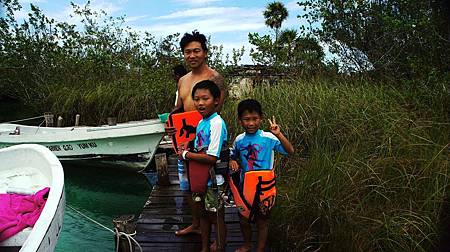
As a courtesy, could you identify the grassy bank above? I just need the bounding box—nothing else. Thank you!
[220,79,449,251]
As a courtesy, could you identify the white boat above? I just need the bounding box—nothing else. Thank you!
[0,144,65,252]
[0,119,166,168]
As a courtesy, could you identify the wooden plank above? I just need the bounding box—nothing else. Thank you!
[137,213,240,224]
[150,190,190,197]
[136,222,248,232]
[135,233,257,243]
[141,206,238,215]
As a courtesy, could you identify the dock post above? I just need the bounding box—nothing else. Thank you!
[75,114,80,126]
[155,153,170,186]
[113,215,136,252]
[57,116,63,127]
[44,112,54,127]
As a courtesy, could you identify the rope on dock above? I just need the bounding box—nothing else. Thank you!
[67,204,143,252]
[115,228,142,252]
[1,115,45,124]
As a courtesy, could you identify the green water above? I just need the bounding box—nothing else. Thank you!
[56,163,151,252]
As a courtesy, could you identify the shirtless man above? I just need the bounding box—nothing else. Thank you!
[173,33,225,113]
[166,31,226,240]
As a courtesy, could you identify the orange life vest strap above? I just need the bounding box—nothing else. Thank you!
[228,170,276,222]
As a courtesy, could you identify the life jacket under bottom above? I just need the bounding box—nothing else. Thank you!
[187,159,210,194]
[228,170,276,222]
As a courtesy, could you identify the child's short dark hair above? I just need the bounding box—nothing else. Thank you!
[237,99,263,118]
[192,80,220,99]
[172,64,187,76]
[180,31,208,52]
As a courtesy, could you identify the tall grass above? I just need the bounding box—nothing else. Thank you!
[221,79,449,251]
[37,66,176,125]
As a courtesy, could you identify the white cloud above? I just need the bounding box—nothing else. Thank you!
[13,9,29,20]
[14,0,48,20]
[36,1,126,27]
[19,0,47,4]
[220,41,255,64]
[286,1,301,11]
[87,0,123,15]
[135,6,264,37]
[172,0,221,6]
[124,14,149,23]
[137,17,264,37]
[155,7,241,20]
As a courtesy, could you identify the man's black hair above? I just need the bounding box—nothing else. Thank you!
[191,80,220,99]
[237,99,263,118]
[173,64,187,77]
[180,30,208,52]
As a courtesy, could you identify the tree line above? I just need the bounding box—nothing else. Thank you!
[1,0,449,106]
[254,0,450,80]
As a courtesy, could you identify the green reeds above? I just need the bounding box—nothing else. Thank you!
[39,72,176,125]
[222,79,449,251]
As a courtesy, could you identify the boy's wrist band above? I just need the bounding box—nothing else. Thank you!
[182,150,188,160]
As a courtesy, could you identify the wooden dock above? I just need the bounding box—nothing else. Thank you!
[134,153,260,252]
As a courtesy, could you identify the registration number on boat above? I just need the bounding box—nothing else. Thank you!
[46,142,97,151]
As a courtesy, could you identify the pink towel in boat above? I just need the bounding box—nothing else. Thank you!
[0,187,50,241]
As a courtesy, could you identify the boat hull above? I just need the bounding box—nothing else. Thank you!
[0,144,65,252]
[0,120,166,165]
[35,187,65,252]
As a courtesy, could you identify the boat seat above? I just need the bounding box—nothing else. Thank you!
[0,227,32,247]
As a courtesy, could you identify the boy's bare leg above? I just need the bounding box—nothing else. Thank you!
[256,217,269,252]
[235,214,252,252]
[200,205,212,252]
[175,196,201,235]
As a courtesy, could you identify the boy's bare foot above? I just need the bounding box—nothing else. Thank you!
[210,241,217,252]
[235,244,252,252]
[210,240,226,252]
[174,224,201,236]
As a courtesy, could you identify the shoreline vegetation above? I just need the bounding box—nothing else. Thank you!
[1,1,449,251]
[229,79,449,251]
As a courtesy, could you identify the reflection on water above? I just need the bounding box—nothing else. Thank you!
[56,163,151,252]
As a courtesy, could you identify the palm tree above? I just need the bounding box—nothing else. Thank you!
[278,29,298,63]
[263,1,289,42]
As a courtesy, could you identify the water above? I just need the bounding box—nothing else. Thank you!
[56,163,151,252]
[0,100,152,251]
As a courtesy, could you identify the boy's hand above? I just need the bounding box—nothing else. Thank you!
[165,125,177,136]
[177,143,189,160]
[229,160,240,172]
[268,115,281,136]
[177,146,184,159]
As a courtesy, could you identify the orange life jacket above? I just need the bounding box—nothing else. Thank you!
[228,170,276,221]
[167,110,202,152]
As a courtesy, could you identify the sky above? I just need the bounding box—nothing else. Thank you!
[7,0,309,64]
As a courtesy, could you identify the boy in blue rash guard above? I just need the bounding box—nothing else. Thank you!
[229,99,294,252]
[178,80,228,252]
